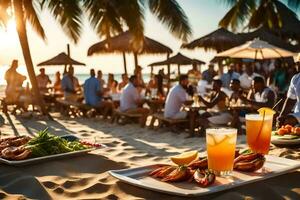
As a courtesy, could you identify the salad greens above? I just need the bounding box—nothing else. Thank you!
[26,128,88,157]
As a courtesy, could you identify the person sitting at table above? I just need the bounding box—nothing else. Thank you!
[107,73,115,89]
[97,70,106,89]
[198,78,232,129]
[164,74,189,119]
[84,69,114,119]
[61,66,81,102]
[120,75,149,127]
[228,79,243,105]
[146,74,158,97]
[53,71,62,93]
[118,73,128,91]
[221,63,240,89]
[277,72,300,127]
[239,76,276,110]
[109,80,121,101]
[36,68,52,94]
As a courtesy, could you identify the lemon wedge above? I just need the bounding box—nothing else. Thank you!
[257,107,276,116]
[170,150,198,165]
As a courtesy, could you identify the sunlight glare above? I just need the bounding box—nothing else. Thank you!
[0,19,18,45]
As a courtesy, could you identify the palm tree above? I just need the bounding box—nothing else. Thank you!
[83,0,192,52]
[0,0,83,115]
[0,0,191,114]
[219,0,300,33]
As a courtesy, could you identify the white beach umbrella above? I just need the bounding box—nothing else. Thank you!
[216,38,297,59]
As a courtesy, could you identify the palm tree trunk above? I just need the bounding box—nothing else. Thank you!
[13,1,48,115]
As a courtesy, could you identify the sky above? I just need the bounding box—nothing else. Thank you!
[0,0,230,76]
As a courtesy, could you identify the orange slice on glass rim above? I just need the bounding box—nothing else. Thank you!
[257,107,276,116]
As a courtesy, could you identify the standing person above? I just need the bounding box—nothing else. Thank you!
[61,66,81,102]
[164,74,189,119]
[120,75,149,127]
[271,62,288,97]
[118,73,129,91]
[84,69,114,119]
[221,63,240,88]
[277,72,300,126]
[53,71,62,93]
[36,68,51,94]
[4,59,26,103]
[188,62,201,86]
[202,63,217,84]
[97,70,106,88]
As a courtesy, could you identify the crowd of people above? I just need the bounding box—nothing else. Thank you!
[3,59,300,136]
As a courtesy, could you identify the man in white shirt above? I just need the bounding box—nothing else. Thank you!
[239,64,261,90]
[120,75,149,127]
[164,75,189,119]
[278,73,300,126]
[36,68,51,94]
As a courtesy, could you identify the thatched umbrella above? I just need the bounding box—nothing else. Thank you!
[181,28,242,52]
[237,27,299,52]
[149,53,205,74]
[87,31,172,75]
[37,44,85,73]
[37,53,85,66]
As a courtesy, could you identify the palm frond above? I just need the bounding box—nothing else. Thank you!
[287,0,300,10]
[23,0,46,40]
[218,0,256,32]
[0,0,11,28]
[148,0,192,42]
[218,0,239,7]
[42,0,83,43]
[83,0,123,39]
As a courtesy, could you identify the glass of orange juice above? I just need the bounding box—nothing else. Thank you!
[206,128,237,176]
[245,114,273,154]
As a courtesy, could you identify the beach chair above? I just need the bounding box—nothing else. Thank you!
[150,113,188,132]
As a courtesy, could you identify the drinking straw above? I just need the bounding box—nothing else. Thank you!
[272,98,283,110]
[255,110,266,143]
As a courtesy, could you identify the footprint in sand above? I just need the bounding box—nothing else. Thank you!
[43,181,57,189]
[105,194,119,200]
[53,186,65,194]
[62,180,76,189]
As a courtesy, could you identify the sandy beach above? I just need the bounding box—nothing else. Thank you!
[0,113,298,200]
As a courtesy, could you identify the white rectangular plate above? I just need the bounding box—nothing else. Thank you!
[109,155,300,197]
[0,135,106,166]
[0,148,95,166]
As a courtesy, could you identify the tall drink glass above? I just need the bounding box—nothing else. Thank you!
[206,128,237,176]
[245,114,273,154]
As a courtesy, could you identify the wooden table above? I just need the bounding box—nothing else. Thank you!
[145,98,165,114]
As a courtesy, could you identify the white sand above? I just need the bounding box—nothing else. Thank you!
[0,113,299,199]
